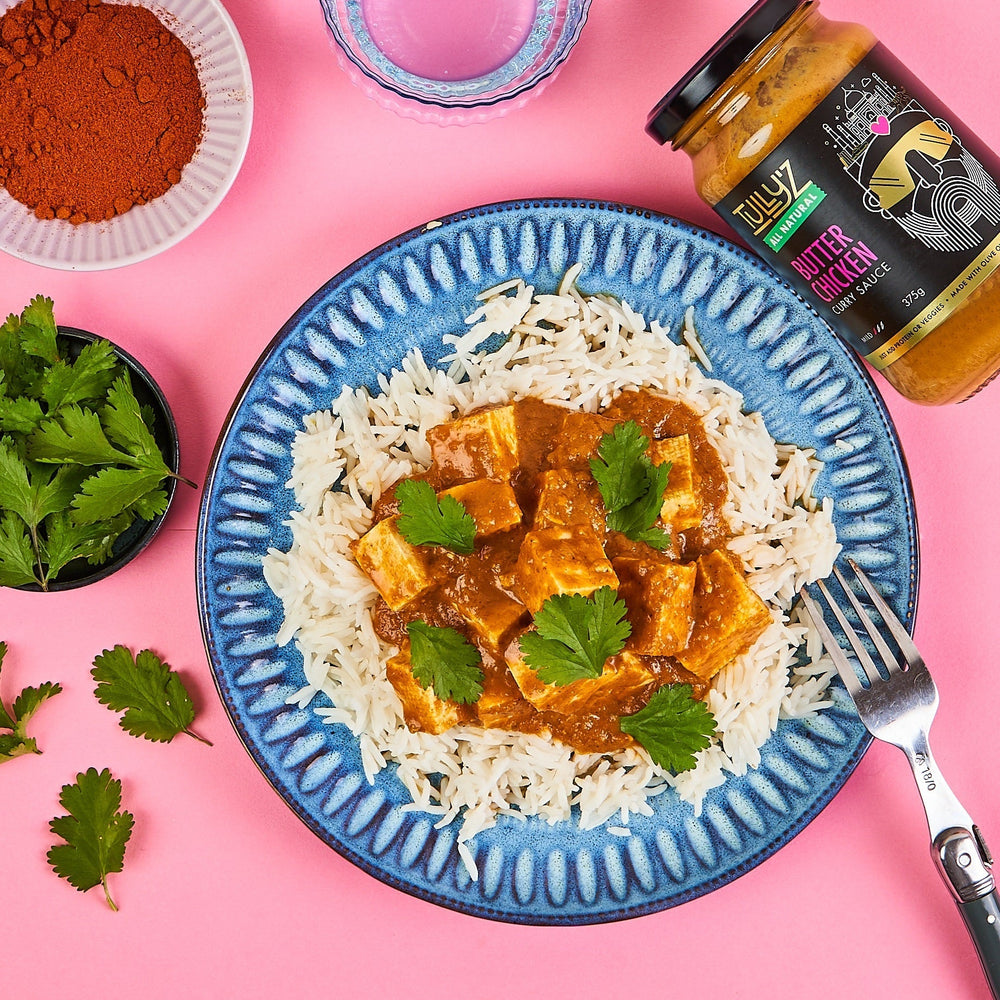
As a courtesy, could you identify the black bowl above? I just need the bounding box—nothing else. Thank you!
[15,327,181,592]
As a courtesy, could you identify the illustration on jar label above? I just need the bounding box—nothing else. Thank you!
[823,69,1000,253]
[720,45,1000,371]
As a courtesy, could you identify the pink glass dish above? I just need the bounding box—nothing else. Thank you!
[319,0,592,124]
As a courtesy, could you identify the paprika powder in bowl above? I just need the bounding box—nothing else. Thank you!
[0,0,253,271]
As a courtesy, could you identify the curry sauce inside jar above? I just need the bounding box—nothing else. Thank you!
[647,0,1000,405]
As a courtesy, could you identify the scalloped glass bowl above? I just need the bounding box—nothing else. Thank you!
[319,0,592,124]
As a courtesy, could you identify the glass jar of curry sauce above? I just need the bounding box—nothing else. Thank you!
[646,0,1000,405]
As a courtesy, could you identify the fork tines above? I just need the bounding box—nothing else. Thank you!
[798,559,920,696]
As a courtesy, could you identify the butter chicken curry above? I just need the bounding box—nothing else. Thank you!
[352,390,772,758]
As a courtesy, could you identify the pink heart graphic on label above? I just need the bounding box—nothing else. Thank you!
[870,115,890,135]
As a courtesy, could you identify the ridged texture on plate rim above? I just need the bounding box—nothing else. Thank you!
[196,199,918,924]
[0,0,253,270]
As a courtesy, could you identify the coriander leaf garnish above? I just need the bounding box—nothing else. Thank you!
[1,308,47,399]
[101,374,169,465]
[91,646,212,745]
[0,641,63,762]
[72,467,171,525]
[0,313,23,377]
[40,339,118,411]
[0,296,197,589]
[47,767,134,912]
[406,620,484,704]
[520,586,632,685]
[626,526,673,551]
[607,460,673,551]
[589,421,651,512]
[29,397,166,472]
[0,435,35,519]
[0,439,87,585]
[396,479,477,554]
[41,511,132,577]
[18,295,60,365]
[12,681,64,729]
[0,395,45,435]
[589,420,672,550]
[619,684,717,773]
[0,733,33,757]
[28,404,132,467]
[0,512,37,587]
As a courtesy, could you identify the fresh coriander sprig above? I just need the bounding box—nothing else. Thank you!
[520,586,632,685]
[0,640,62,763]
[47,767,134,912]
[589,421,672,551]
[620,684,717,772]
[0,295,195,590]
[91,645,212,745]
[396,479,477,554]
[407,620,484,703]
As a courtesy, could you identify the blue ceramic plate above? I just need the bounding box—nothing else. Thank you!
[196,200,918,924]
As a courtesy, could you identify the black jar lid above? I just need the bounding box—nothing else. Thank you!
[646,0,806,144]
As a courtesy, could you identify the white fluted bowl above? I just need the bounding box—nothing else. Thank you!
[0,0,253,270]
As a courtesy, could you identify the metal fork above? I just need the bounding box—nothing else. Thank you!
[799,560,1000,999]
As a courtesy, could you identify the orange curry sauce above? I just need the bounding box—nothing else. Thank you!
[352,391,772,754]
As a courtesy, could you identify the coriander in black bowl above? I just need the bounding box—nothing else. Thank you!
[0,295,192,591]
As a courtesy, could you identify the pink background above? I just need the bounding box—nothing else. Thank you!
[3,1,1000,996]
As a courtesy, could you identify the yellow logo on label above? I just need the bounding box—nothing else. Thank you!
[865,119,953,211]
[730,159,813,237]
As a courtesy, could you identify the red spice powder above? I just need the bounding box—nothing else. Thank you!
[0,0,205,224]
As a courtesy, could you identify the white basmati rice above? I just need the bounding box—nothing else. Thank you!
[262,276,841,877]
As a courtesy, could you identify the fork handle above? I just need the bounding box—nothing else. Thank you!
[958,891,1000,1000]
[934,827,1000,999]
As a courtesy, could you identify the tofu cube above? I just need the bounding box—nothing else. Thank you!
[548,411,618,471]
[505,642,656,715]
[439,479,522,537]
[513,524,618,615]
[385,647,462,735]
[476,657,542,732]
[426,405,518,483]
[533,468,606,531]
[613,553,697,656]
[443,571,529,650]
[677,550,772,679]
[352,517,435,611]
[648,434,702,532]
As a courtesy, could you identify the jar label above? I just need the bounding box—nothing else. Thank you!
[718,44,1000,371]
